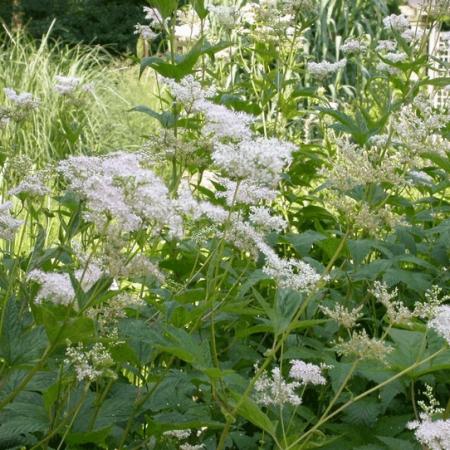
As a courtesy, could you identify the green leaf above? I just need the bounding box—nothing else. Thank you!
[376,436,420,450]
[140,38,229,80]
[0,397,48,438]
[192,0,208,19]
[229,391,276,438]
[0,299,47,366]
[383,268,431,293]
[147,0,178,18]
[66,427,111,446]
[318,107,369,145]
[387,329,424,369]
[284,231,326,256]
[40,310,95,345]
[419,77,450,88]
[342,398,382,427]
[130,105,177,128]
[158,326,212,370]
[348,239,375,265]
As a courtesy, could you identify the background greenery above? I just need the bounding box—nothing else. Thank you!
[0,0,144,54]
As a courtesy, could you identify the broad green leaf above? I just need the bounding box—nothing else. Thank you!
[284,231,326,256]
[191,0,208,19]
[147,0,178,18]
[419,77,450,88]
[383,268,431,293]
[140,38,229,80]
[376,436,420,450]
[342,398,382,427]
[348,239,375,265]
[387,329,425,369]
[66,427,111,446]
[229,391,276,438]
[0,299,47,366]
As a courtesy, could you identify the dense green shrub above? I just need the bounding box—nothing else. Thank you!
[0,0,143,54]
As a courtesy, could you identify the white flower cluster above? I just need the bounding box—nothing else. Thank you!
[161,76,216,108]
[57,152,183,237]
[335,329,393,362]
[376,40,397,52]
[408,414,450,450]
[236,0,316,39]
[134,24,158,41]
[249,206,287,233]
[307,59,347,79]
[163,429,191,440]
[28,269,75,306]
[214,177,278,206]
[407,386,450,450]
[3,87,40,109]
[254,359,329,407]
[289,360,330,385]
[167,76,321,292]
[143,6,163,27]
[401,27,424,42]
[0,202,23,240]
[134,7,164,41]
[392,96,450,158]
[320,137,403,191]
[320,303,364,329]
[414,286,450,320]
[383,51,407,63]
[383,14,410,32]
[121,254,165,283]
[261,246,323,292]
[54,75,93,96]
[161,76,255,141]
[179,445,204,450]
[371,281,413,325]
[254,367,303,406]
[176,180,228,224]
[207,5,237,27]
[65,342,114,382]
[429,306,450,346]
[212,137,295,185]
[9,172,51,198]
[195,99,254,141]
[341,38,366,55]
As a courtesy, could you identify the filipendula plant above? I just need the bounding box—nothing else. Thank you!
[0,1,449,449]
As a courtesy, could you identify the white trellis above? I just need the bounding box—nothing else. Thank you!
[429,29,450,108]
[400,1,450,109]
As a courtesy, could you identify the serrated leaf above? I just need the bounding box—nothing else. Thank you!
[343,398,382,427]
[376,436,420,450]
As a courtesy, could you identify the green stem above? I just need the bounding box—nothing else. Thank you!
[56,383,91,450]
